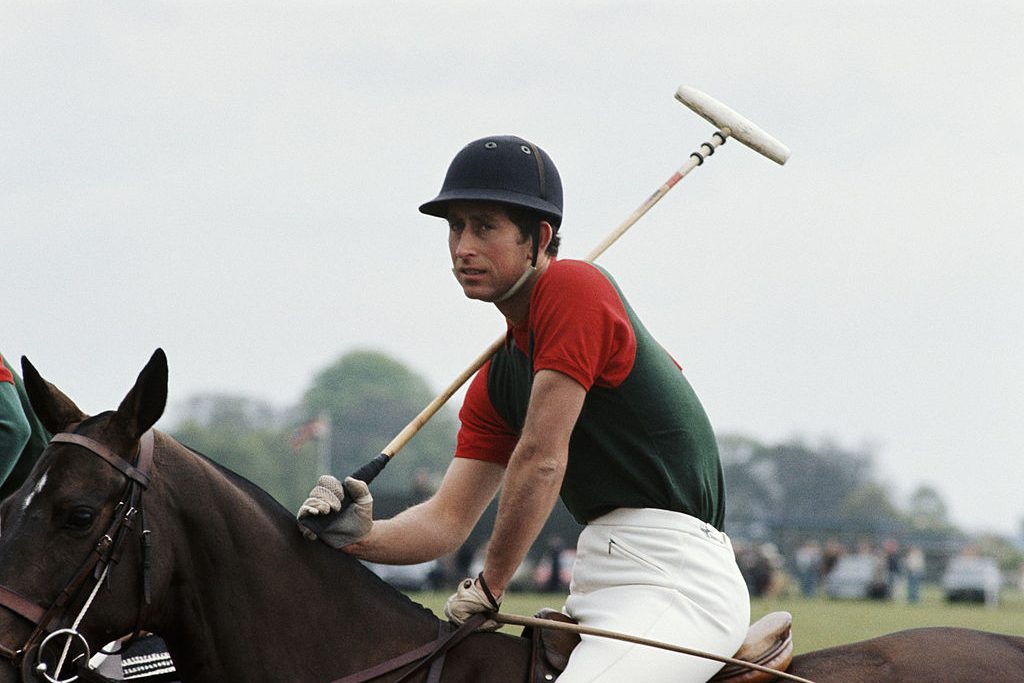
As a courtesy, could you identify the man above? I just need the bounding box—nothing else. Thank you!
[298,135,749,681]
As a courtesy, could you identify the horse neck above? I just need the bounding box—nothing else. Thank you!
[148,438,442,682]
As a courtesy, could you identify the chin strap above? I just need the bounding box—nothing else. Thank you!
[493,264,536,303]
[495,226,542,303]
[450,259,537,304]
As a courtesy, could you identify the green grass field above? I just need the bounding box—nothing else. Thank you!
[408,586,1024,654]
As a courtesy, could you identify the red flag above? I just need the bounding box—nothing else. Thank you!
[291,416,328,452]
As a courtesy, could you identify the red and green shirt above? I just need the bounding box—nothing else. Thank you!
[456,259,726,526]
[0,354,51,497]
[0,355,13,384]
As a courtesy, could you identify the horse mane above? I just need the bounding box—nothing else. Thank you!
[175,438,295,520]
[161,431,440,622]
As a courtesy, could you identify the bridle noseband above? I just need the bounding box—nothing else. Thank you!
[0,429,155,682]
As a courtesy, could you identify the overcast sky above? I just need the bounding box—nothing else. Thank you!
[3,2,1022,535]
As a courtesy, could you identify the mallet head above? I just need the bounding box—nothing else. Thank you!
[675,85,791,165]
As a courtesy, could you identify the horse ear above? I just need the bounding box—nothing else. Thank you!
[20,356,88,434]
[113,349,168,440]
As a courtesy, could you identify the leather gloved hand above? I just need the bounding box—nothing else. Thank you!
[296,475,373,548]
[444,573,502,631]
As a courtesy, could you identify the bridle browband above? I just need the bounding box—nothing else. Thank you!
[0,429,155,682]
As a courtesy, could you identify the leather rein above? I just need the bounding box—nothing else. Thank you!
[0,429,156,681]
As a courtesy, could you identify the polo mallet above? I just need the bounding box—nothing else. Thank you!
[300,85,790,536]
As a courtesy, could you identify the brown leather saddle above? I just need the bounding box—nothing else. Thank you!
[525,609,794,683]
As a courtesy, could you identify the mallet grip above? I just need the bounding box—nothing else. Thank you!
[298,453,389,537]
[298,338,504,541]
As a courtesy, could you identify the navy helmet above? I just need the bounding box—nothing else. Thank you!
[419,135,563,228]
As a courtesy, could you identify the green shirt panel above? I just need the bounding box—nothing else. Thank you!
[487,266,725,527]
[0,355,51,498]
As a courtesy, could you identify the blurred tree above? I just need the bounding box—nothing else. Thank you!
[839,482,902,530]
[300,349,457,498]
[972,533,1024,573]
[170,393,318,512]
[907,485,954,532]
[722,435,914,554]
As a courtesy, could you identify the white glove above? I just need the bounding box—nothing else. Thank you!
[444,574,502,631]
[296,475,373,548]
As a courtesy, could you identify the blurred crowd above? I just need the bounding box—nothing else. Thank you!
[734,537,929,602]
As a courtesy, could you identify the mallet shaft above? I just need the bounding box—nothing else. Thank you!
[584,132,727,262]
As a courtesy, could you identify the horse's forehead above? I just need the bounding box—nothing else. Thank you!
[16,466,52,514]
[24,437,125,498]
[2,447,123,544]
[71,411,121,442]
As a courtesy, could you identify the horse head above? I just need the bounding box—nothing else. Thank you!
[0,349,168,682]
[0,350,522,683]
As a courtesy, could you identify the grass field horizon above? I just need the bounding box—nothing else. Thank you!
[408,586,1024,654]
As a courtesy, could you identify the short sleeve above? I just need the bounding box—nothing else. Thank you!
[529,261,636,390]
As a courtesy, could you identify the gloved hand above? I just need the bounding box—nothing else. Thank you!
[444,573,503,631]
[296,475,373,548]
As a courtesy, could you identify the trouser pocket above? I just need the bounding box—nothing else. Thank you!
[607,535,667,575]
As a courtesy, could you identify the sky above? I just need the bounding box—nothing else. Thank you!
[3,2,1022,536]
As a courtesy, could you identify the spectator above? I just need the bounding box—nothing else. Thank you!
[735,541,774,598]
[533,535,572,593]
[883,539,901,595]
[794,539,822,597]
[905,545,926,604]
[819,538,844,583]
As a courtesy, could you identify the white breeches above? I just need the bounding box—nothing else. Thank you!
[559,508,750,682]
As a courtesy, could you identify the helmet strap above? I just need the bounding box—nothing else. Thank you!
[495,226,542,302]
[494,262,536,303]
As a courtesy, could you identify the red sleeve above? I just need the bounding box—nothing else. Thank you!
[0,355,13,384]
[454,360,518,466]
[529,261,636,390]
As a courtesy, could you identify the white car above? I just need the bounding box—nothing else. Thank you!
[942,555,1000,606]
[362,560,443,591]
[824,555,890,600]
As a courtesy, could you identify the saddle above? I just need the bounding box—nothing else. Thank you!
[525,609,794,683]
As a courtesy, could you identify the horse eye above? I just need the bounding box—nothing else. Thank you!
[65,507,96,530]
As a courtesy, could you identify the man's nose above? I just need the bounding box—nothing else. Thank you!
[452,231,477,257]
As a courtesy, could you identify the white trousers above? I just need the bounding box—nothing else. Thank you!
[559,508,750,682]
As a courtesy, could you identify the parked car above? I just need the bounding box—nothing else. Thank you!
[824,555,890,600]
[942,555,1000,606]
[362,560,444,591]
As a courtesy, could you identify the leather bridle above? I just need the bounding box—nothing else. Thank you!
[0,429,155,682]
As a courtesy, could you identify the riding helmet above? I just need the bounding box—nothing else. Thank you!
[419,135,563,228]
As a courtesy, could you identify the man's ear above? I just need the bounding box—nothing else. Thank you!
[537,221,554,257]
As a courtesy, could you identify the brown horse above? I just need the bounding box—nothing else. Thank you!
[0,350,1023,682]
